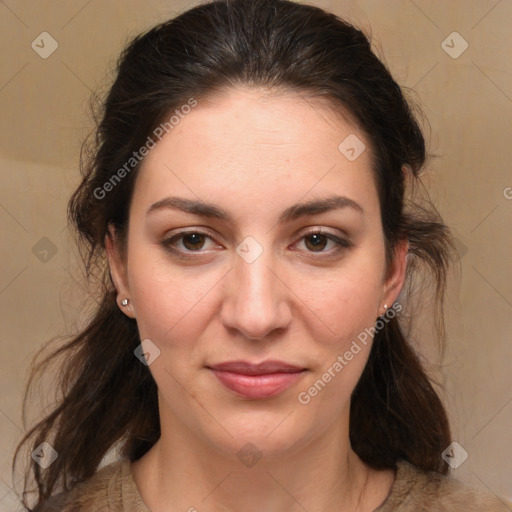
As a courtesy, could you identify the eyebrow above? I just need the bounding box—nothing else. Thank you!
[146,194,364,222]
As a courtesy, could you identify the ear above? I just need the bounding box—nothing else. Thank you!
[105,224,136,318]
[378,238,408,317]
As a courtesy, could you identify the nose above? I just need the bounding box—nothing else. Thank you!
[219,247,292,341]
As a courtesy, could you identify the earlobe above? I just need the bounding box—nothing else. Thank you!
[120,297,136,317]
[379,239,408,317]
[105,226,135,319]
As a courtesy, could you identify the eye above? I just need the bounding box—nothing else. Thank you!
[160,228,352,258]
[293,229,351,255]
[160,230,219,253]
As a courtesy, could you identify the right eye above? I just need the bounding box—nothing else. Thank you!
[160,229,222,256]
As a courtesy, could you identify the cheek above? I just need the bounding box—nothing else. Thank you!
[295,268,381,414]
[126,247,224,347]
[302,256,385,345]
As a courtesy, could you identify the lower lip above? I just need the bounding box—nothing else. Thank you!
[209,369,306,399]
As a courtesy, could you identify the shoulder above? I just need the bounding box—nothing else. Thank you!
[376,460,512,512]
[37,459,141,512]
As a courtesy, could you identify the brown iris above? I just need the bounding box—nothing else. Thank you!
[304,233,328,252]
[182,233,206,251]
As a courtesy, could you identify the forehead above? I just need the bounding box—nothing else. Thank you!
[151,85,365,159]
[133,86,380,221]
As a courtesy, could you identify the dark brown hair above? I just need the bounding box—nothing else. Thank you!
[14,0,455,509]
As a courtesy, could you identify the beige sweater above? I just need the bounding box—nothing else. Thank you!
[38,459,512,511]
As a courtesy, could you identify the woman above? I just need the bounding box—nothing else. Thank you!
[14,0,512,510]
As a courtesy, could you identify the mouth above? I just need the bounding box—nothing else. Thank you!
[206,360,309,399]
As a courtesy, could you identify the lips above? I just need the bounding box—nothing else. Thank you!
[208,360,306,375]
[206,360,308,399]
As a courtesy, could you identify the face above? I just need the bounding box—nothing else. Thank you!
[107,86,407,461]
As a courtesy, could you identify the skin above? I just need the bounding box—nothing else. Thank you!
[106,86,408,512]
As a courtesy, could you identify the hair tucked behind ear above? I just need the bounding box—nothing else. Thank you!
[14,0,456,509]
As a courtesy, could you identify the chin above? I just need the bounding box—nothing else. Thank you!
[198,410,311,461]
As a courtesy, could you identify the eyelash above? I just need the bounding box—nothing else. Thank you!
[160,228,352,259]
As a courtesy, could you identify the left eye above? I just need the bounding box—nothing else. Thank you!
[294,231,350,253]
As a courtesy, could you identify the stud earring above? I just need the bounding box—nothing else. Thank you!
[375,304,388,321]
[121,299,129,307]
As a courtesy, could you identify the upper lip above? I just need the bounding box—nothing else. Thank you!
[207,360,307,375]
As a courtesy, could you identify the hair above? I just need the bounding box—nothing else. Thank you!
[14,0,456,509]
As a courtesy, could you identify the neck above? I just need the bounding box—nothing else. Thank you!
[131,409,391,512]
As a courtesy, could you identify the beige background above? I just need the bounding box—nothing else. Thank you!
[1,0,511,510]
